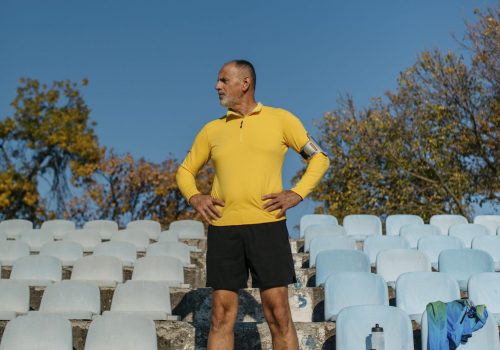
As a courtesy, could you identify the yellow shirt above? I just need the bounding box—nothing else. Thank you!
[176,103,330,226]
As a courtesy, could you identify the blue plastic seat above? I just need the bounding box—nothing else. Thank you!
[299,214,338,239]
[473,215,500,236]
[429,214,468,235]
[472,235,500,271]
[304,224,345,252]
[400,224,440,248]
[468,272,500,326]
[385,214,423,236]
[315,249,370,287]
[363,235,410,266]
[417,235,464,269]
[376,249,430,288]
[449,223,488,248]
[309,235,356,268]
[343,214,382,241]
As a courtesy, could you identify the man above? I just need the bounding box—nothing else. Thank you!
[176,60,329,350]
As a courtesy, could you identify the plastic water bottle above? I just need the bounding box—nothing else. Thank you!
[371,323,385,350]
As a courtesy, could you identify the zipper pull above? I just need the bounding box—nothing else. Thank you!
[240,121,243,128]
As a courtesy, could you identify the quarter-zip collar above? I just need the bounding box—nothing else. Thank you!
[226,102,263,120]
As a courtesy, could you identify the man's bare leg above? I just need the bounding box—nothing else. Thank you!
[208,289,239,350]
[260,286,299,350]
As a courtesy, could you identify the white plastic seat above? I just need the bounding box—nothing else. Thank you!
[10,255,62,286]
[363,235,410,266]
[473,215,500,236]
[0,314,73,350]
[111,229,149,252]
[324,272,388,321]
[468,272,500,326]
[395,272,460,324]
[472,235,500,271]
[417,235,464,269]
[336,305,414,350]
[40,220,75,239]
[0,280,30,320]
[449,223,488,248]
[400,224,440,248]
[168,219,205,239]
[105,281,174,320]
[132,256,184,287]
[304,224,345,252]
[93,241,137,267]
[0,219,32,239]
[84,220,119,240]
[126,220,161,240]
[309,235,356,268]
[299,214,338,239]
[421,307,500,350]
[0,240,30,266]
[62,229,101,252]
[34,281,100,320]
[39,241,84,267]
[385,214,424,236]
[18,229,54,252]
[158,230,179,242]
[438,249,495,291]
[146,242,191,266]
[429,214,468,235]
[0,232,6,241]
[84,313,157,350]
[376,249,430,288]
[315,250,370,287]
[71,255,123,287]
[343,214,382,241]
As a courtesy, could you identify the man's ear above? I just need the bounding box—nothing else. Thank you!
[242,77,251,92]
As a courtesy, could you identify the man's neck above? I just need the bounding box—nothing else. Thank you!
[229,99,258,116]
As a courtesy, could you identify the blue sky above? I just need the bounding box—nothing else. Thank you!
[0,0,496,235]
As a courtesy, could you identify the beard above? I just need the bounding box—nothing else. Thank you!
[218,94,238,108]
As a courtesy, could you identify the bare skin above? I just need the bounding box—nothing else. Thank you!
[208,290,239,350]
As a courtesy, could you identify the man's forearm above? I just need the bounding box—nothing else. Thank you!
[290,153,330,199]
[176,165,201,202]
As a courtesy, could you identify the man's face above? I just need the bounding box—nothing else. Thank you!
[215,63,244,108]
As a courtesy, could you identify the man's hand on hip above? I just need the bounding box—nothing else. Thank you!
[189,194,225,224]
[262,190,303,218]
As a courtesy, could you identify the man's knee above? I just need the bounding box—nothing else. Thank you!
[211,290,238,331]
[261,289,293,335]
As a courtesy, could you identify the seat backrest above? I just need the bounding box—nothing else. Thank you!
[71,255,123,287]
[146,242,191,266]
[62,229,101,252]
[343,215,382,239]
[19,229,54,252]
[376,249,430,286]
[385,214,424,236]
[473,215,500,236]
[309,235,356,268]
[40,220,75,239]
[111,229,149,252]
[299,214,338,238]
[168,220,205,239]
[132,256,184,285]
[363,235,410,265]
[449,223,488,248]
[400,224,440,248]
[84,314,157,350]
[468,272,500,315]
[315,250,370,287]
[0,314,73,350]
[126,220,161,240]
[10,255,62,285]
[84,220,119,240]
[0,280,30,315]
[324,272,388,321]
[111,281,171,315]
[336,305,414,350]
[158,230,179,243]
[39,241,84,266]
[0,219,33,239]
[0,240,30,266]
[471,235,500,264]
[429,214,468,235]
[395,272,460,321]
[417,235,464,267]
[94,241,137,266]
[40,280,100,316]
[304,224,345,252]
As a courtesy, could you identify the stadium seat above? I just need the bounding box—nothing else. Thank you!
[158,230,179,242]
[309,235,356,268]
[132,256,185,287]
[84,220,119,240]
[363,235,410,266]
[127,220,161,240]
[0,280,30,320]
[315,249,370,287]
[395,272,460,324]
[417,235,464,269]
[336,305,414,350]
[0,219,33,239]
[385,214,424,236]
[34,280,100,320]
[146,241,192,266]
[10,255,62,286]
[0,314,73,350]
[400,223,440,248]
[104,281,175,320]
[18,229,54,252]
[324,272,388,321]
[111,229,149,252]
[93,241,137,267]
[168,219,205,239]
[438,249,495,291]
[449,223,488,248]
[299,214,338,239]
[71,255,123,287]
[304,224,345,252]
[473,215,500,236]
[421,307,500,350]
[0,240,30,266]
[39,241,84,267]
[40,219,75,240]
[472,235,500,271]
[342,214,382,241]
[62,229,101,252]
[376,249,430,288]
[468,272,500,326]
[429,214,468,235]
[0,232,5,241]
[84,313,157,350]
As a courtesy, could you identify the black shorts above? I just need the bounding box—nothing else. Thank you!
[206,220,297,290]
